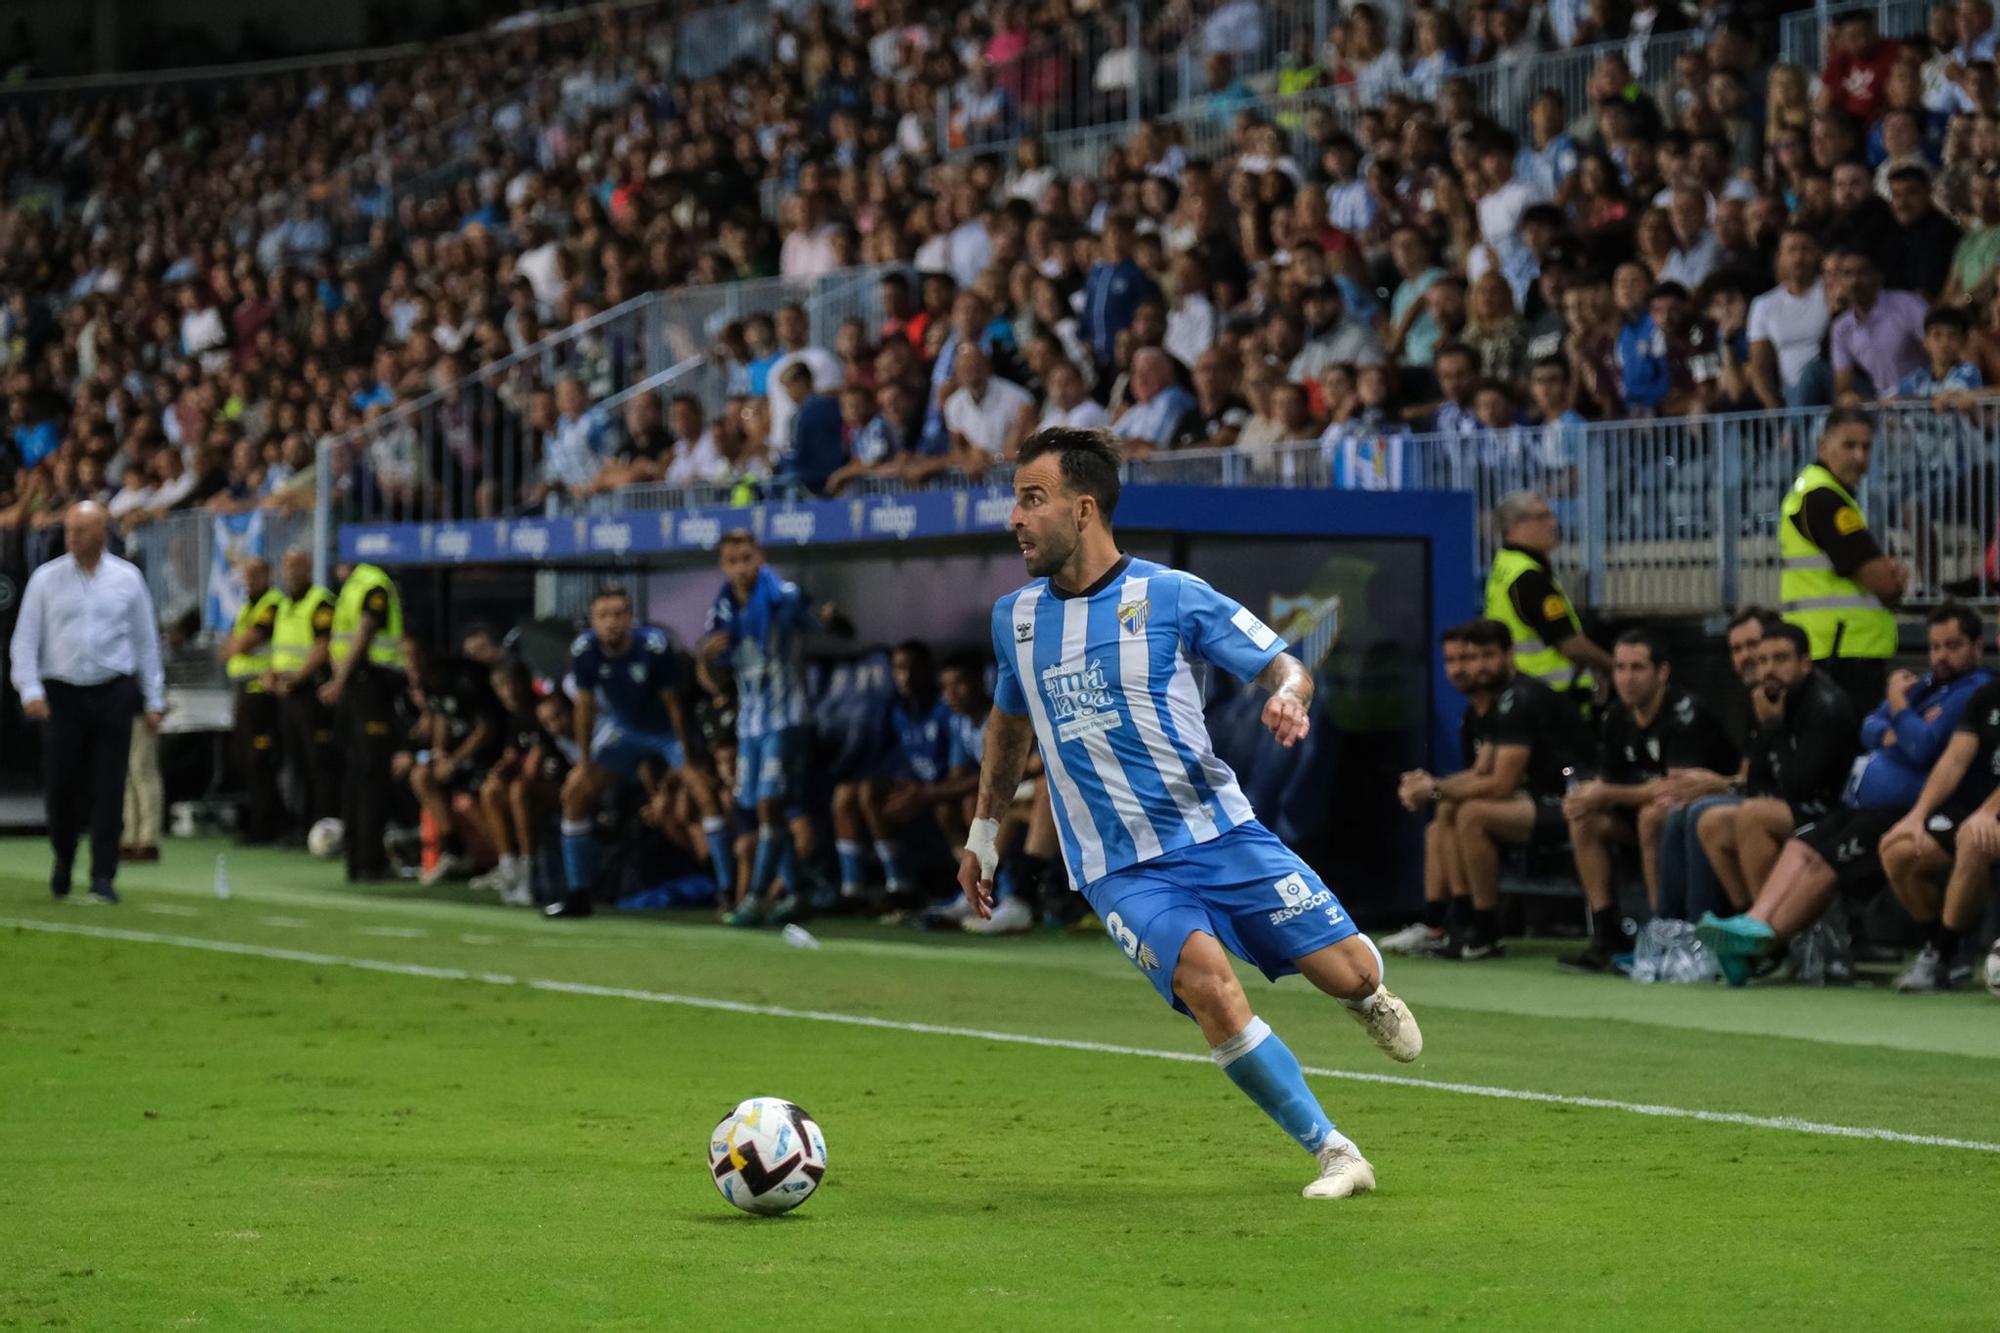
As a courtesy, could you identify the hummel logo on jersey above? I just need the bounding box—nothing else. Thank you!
[1015,620,1034,642]
[1269,871,1334,926]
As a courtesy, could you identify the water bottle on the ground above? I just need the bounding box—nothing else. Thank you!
[214,853,231,900]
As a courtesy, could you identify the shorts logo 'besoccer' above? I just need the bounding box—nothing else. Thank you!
[1269,871,1339,927]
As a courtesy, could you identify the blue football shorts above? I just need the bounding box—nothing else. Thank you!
[590,723,684,782]
[735,725,808,813]
[1080,821,1360,1019]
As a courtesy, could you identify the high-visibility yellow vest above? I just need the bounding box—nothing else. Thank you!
[1485,546,1594,696]
[330,564,407,672]
[1779,463,1896,659]
[270,584,335,674]
[226,589,286,687]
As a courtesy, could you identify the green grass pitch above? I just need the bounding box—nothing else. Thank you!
[3,839,1997,1330]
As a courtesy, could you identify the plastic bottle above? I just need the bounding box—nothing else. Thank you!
[214,853,231,900]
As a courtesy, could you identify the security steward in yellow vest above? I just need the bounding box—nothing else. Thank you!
[1483,492,1614,716]
[320,561,408,882]
[268,547,339,834]
[1778,409,1906,713]
[218,557,286,843]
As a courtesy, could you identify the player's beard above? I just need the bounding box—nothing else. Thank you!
[1021,523,1076,579]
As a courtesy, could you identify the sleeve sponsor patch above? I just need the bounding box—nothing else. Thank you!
[1231,606,1279,651]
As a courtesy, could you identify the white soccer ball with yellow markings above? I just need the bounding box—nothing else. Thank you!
[709,1097,827,1215]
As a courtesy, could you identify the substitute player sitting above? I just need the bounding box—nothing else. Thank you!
[548,584,724,919]
[958,428,1421,1201]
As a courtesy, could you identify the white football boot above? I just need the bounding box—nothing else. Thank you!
[1302,1141,1377,1200]
[1347,985,1423,1062]
[962,894,1033,935]
[1375,922,1439,955]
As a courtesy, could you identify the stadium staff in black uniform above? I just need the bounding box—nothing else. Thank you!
[1558,629,1739,972]
[1778,409,1907,712]
[1483,490,1614,714]
[1385,619,1505,956]
[1694,621,1859,915]
[268,546,339,835]
[320,561,407,882]
[8,502,164,903]
[217,556,286,843]
[1399,617,1588,961]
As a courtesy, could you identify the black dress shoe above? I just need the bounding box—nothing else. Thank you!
[543,892,595,919]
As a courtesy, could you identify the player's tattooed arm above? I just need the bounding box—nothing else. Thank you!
[1256,653,1314,748]
[973,710,1036,821]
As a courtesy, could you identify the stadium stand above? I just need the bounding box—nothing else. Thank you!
[4,0,2000,981]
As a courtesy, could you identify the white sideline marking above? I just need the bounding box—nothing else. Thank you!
[9,916,1999,1157]
[139,903,201,917]
[259,916,311,929]
[355,925,427,939]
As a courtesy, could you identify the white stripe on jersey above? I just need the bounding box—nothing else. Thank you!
[1115,574,1220,842]
[1012,586,1105,883]
[1061,594,1163,864]
[1165,640,1256,827]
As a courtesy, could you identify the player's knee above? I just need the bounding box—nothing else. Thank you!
[1636,804,1666,840]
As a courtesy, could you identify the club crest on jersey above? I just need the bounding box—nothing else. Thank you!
[1116,597,1149,636]
[1043,658,1121,742]
[630,662,647,682]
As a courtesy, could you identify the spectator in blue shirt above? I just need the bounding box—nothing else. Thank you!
[1613,262,1670,413]
[1515,90,1580,199]
[1081,212,1161,368]
[1894,306,1985,407]
[776,362,847,497]
[1111,349,1197,459]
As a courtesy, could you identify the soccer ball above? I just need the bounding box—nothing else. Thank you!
[306,818,345,859]
[1986,939,2000,999]
[709,1097,827,1215]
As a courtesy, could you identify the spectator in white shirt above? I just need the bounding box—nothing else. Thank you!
[1165,252,1217,369]
[1112,348,1199,459]
[1747,227,1833,408]
[767,302,844,444]
[943,345,1035,480]
[9,502,164,903]
[1660,185,1720,289]
[1038,360,1111,432]
[661,395,731,487]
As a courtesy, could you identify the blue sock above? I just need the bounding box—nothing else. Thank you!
[994,858,1019,903]
[1212,1018,1335,1153]
[836,839,867,894]
[559,819,597,895]
[751,828,786,900]
[702,817,733,894]
[872,839,908,893]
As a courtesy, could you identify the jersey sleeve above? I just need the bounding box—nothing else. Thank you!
[1506,565,1575,646]
[310,603,334,638]
[1176,575,1285,683]
[361,587,390,622]
[990,601,1029,717]
[1955,681,2000,738]
[1488,684,1535,750]
[567,632,595,681]
[1793,486,1883,578]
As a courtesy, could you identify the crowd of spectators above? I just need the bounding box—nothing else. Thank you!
[6,0,2000,566]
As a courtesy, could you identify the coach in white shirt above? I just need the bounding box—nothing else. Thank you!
[9,502,165,903]
[943,346,1036,481]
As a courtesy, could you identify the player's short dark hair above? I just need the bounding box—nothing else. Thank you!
[893,639,935,671]
[591,582,632,609]
[1726,605,1773,635]
[1924,305,1972,336]
[1614,627,1669,667]
[1452,618,1514,651]
[1928,602,1983,643]
[719,527,758,551]
[939,650,988,681]
[1763,621,1810,657]
[1017,428,1122,517]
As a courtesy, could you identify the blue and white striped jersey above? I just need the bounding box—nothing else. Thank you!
[707,568,816,740]
[991,555,1285,890]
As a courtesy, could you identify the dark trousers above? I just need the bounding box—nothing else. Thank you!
[339,664,405,881]
[280,686,341,828]
[43,676,140,893]
[1819,656,1887,716]
[233,685,284,842]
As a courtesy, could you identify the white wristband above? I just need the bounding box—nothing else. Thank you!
[966,817,1001,883]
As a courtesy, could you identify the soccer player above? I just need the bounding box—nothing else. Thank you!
[958,428,1420,1200]
[548,584,725,920]
[700,530,844,925]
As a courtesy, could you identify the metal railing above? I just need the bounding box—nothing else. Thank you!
[317,263,904,530]
[1778,1,1936,73]
[126,507,317,636]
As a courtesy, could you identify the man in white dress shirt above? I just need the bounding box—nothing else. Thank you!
[9,503,165,903]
